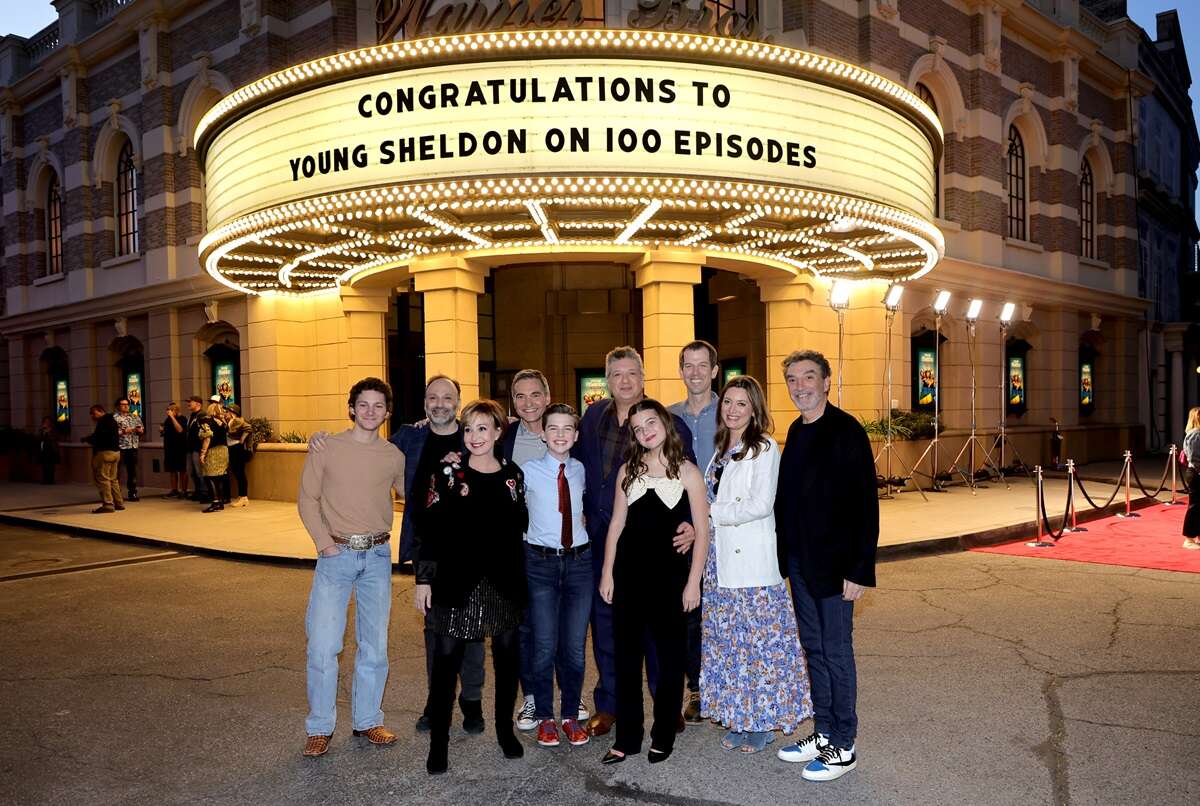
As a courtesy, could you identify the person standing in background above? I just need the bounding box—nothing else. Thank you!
[161,403,188,498]
[1181,406,1200,550]
[226,404,251,507]
[38,416,60,485]
[83,404,123,514]
[113,397,144,502]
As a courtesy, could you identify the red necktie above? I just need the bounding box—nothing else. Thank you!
[558,463,572,549]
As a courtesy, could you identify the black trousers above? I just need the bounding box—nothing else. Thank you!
[120,448,139,494]
[428,629,518,747]
[685,605,701,692]
[612,595,687,755]
[228,445,249,498]
[1184,470,1200,538]
[206,474,230,504]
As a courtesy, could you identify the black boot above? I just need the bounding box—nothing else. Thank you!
[460,696,485,735]
[492,628,522,759]
[495,703,523,759]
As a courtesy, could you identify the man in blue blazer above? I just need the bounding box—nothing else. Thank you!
[573,346,697,737]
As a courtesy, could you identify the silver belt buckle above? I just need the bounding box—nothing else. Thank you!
[345,533,373,551]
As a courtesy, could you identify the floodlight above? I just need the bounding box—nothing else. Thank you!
[933,289,951,313]
[829,279,851,310]
[884,284,904,311]
[999,302,1016,323]
[965,299,983,321]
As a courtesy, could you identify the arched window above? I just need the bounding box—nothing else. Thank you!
[1079,158,1094,259]
[46,173,63,276]
[916,83,941,218]
[1007,126,1026,241]
[116,140,139,256]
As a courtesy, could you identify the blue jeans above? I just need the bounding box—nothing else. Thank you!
[787,565,857,749]
[526,544,593,720]
[305,544,392,735]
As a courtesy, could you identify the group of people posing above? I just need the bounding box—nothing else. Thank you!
[82,394,251,513]
[297,341,878,784]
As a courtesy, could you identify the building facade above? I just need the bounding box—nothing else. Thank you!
[1,0,1191,493]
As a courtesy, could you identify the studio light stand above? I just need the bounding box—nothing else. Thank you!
[945,299,1002,494]
[912,289,951,493]
[873,284,927,500]
[986,302,1029,487]
[830,280,850,406]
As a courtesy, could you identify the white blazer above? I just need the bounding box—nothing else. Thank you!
[706,436,783,589]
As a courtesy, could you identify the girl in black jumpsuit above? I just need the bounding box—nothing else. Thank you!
[598,400,709,764]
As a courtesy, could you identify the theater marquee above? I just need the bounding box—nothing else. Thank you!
[197,30,943,295]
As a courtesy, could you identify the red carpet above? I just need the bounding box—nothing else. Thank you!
[972,499,1200,573]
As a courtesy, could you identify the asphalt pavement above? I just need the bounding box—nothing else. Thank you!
[0,525,1197,806]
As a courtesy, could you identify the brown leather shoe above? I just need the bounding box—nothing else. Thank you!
[303,735,331,757]
[586,711,615,737]
[353,726,397,745]
[684,690,702,723]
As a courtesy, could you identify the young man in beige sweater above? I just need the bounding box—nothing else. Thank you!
[298,377,406,757]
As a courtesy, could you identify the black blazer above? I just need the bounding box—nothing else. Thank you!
[415,459,528,608]
[775,403,879,598]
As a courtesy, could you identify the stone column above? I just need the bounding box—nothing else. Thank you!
[340,285,390,389]
[410,256,487,403]
[634,251,701,403]
[759,277,817,438]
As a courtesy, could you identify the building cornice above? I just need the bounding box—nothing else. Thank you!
[0,273,230,336]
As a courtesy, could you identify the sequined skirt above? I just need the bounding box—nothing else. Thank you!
[428,578,522,640]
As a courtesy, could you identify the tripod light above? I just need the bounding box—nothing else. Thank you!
[830,280,850,404]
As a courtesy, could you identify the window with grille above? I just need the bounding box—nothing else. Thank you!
[116,140,139,256]
[915,83,941,218]
[1079,158,1094,259]
[46,174,63,276]
[1007,126,1026,241]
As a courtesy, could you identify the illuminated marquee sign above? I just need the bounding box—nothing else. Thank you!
[197,31,942,295]
[202,60,934,230]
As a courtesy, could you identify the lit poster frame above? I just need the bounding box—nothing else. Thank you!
[1008,357,1026,408]
[214,363,237,405]
[915,348,937,408]
[54,379,70,425]
[577,370,609,413]
[1080,362,1094,414]
[125,372,143,418]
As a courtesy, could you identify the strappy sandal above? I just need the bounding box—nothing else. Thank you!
[720,730,746,751]
[740,731,775,754]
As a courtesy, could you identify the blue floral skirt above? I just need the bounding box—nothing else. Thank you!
[699,536,813,733]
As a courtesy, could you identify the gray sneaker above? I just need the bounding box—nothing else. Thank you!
[516,696,537,731]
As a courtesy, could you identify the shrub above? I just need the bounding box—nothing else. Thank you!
[245,417,273,452]
[277,430,308,443]
[858,410,940,441]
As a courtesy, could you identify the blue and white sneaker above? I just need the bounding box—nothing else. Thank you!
[801,744,857,781]
[777,731,829,763]
[516,696,537,731]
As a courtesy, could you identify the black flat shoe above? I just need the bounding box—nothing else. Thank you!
[648,747,672,764]
[601,750,627,765]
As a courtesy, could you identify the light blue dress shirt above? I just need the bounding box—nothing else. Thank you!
[523,453,588,549]
[669,393,720,472]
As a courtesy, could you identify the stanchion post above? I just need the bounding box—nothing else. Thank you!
[1026,465,1055,547]
[1165,445,1179,506]
[1116,450,1140,519]
[1064,459,1087,533]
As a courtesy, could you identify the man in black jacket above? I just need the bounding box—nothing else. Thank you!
[774,350,878,782]
[83,404,124,513]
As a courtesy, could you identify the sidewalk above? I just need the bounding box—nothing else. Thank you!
[0,461,1160,561]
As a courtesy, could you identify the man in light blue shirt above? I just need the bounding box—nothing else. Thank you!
[667,339,721,723]
[669,339,721,471]
[521,403,593,749]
